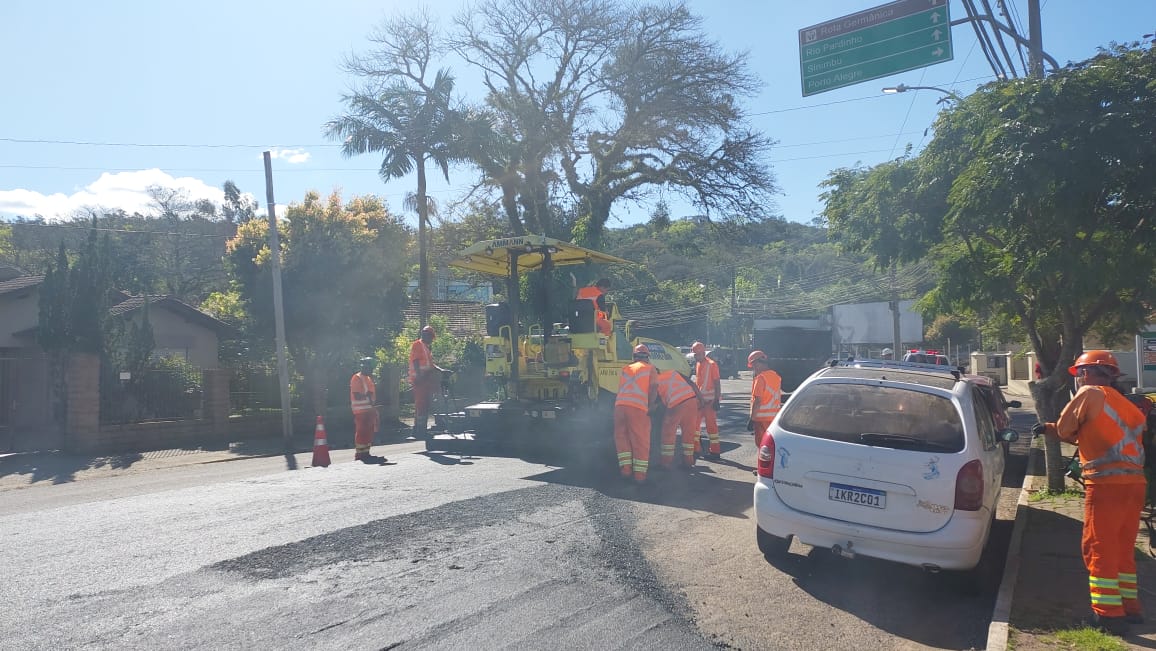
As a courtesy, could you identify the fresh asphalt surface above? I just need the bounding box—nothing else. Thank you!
[0,378,1034,650]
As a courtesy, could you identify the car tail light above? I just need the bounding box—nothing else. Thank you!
[954,459,984,511]
[757,430,776,479]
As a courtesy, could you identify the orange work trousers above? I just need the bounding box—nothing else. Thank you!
[660,399,698,467]
[353,410,377,453]
[413,378,438,424]
[752,420,773,448]
[698,404,719,454]
[613,405,651,482]
[1083,482,1146,618]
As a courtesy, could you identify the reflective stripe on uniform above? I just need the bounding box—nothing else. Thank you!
[1090,575,1123,605]
[754,384,782,420]
[695,359,719,399]
[1082,395,1146,480]
[616,363,651,411]
[351,374,374,413]
[658,370,695,408]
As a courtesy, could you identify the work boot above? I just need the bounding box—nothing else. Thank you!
[355,452,387,465]
[1090,613,1130,636]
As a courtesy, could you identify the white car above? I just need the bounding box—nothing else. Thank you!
[753,360,1018,575]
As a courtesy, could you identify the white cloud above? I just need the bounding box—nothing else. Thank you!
[0,169,227,220]
[267,148,311,164]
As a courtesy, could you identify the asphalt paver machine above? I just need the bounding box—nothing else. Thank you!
[428,235,689,459]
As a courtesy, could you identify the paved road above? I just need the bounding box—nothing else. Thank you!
[0,378,1033,650]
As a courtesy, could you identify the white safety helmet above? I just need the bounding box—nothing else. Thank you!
[881,347,893,356]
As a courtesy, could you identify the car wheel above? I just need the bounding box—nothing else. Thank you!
[756,526,791,558]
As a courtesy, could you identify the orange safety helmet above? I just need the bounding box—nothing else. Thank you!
[748,350,768,368]
[1068,350,1120,377]
[633,344,650,359]
[691,341,706,355]
[420,325,436,339]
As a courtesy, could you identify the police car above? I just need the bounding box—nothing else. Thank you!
[753,358,1018,580]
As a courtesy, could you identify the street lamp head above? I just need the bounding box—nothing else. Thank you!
[881,83,960,103]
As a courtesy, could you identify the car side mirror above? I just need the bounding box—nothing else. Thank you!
[1000,429,1019,443]
[1006,400,1022,409]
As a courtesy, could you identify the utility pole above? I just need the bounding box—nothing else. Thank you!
[1027,0,1043,77]
[889,262,902,357]
[1025,0,1061,492]
[263,152,294,458]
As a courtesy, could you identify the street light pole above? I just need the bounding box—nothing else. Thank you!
[881,83,962,103]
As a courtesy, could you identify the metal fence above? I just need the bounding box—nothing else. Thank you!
[100,367,204,425]
[228,362,288,416]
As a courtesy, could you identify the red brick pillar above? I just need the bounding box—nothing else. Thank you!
[202,369,231,438]
[65,353,101,453]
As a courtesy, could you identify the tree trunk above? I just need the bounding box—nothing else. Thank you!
[417,163,430,328]
[1030,375,1073,491]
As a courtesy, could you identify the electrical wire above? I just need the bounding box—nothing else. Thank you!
[962,0,1010,79]
[979,0,1022,78]
[1000,0,1031,74]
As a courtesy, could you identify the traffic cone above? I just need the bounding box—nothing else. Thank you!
[311,416,331,467]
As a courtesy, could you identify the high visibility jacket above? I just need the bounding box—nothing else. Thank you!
[657,370,696,408]
[577,286,608,321]
[695,357,720,400]
[350,372,376,414]
[409,339,433,385]
[751,369,783,421]
[1055,385,1147,484]
[616,361,655,412]
[576,286,604,301]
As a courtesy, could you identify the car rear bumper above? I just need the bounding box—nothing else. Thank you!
[753,479,991,570]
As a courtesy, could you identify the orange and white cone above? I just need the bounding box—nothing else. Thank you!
[311,416,331,467]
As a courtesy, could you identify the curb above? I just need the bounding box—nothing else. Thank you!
[986,443,1040,651]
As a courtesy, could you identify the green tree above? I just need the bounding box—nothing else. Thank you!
[823,41,1156,490]
[327,10,478,329]
[225,191,411,415]
[453,0,776,247]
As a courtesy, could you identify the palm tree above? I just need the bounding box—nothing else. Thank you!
[326,69,464,327]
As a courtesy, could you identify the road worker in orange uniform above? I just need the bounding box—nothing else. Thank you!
[656,369,702,469]
[576,278,613,335]
[409,325,447,441]
[747,350,783,447]
[1036,350,1147,636]
[350,357,385,464]
[691,341,722,459]
[615,344,659,483]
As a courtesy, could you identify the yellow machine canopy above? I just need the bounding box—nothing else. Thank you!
[448,235,629,277]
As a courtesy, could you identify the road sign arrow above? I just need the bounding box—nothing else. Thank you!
[932,46,945,57]
[933,28,943,41]
[930,11,941,24]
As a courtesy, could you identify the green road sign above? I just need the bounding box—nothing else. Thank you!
[799,0,953,97]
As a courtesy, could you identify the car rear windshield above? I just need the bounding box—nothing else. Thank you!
[779,382,964,453]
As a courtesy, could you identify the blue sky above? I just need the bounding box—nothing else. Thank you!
[1,1,1152,229]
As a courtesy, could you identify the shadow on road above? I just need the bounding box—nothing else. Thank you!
[418,451,476,466]
[0,450,143,485]
[759,537,1001,650]
[525,461,753,520]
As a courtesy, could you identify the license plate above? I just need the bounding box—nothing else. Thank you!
[828,483,886,509]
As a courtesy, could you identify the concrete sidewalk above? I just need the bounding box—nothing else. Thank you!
[988,381,1156,650]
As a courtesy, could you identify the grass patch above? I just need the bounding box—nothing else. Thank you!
[1029,488,1085,502]
[1047,627,1128,650]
